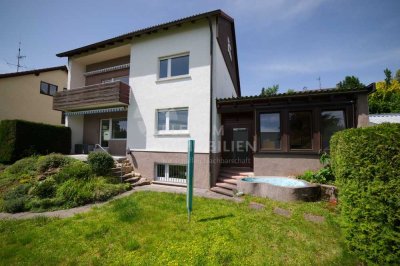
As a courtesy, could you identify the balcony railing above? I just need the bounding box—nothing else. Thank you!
[53,81,130,111]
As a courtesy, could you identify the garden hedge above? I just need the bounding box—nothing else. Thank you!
[0,120,71,163]
[330,123,400,264]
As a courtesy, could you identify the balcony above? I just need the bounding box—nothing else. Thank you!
[53,81,130,111]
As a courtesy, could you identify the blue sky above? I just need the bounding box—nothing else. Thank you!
[0,0,399,96]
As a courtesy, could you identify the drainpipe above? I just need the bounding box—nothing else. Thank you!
[207,16,214,189]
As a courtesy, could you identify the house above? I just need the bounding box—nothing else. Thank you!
[0,66,68,125]
[53,9,372,194]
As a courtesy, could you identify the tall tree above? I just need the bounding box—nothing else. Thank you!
[260,84,279,96]
[336,76,365,90]
[384,68,392,89]
[368,68,400,114]
[394,69,400,83]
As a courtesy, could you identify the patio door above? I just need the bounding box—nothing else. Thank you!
[100,119,110,147]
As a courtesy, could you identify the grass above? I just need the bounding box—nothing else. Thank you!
[0,191,357,265]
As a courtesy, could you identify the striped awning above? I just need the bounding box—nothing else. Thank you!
[66,107,127,116]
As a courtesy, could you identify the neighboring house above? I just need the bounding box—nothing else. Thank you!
[0,66,68,125]
[369,113,400,125]
[53,9,372,192]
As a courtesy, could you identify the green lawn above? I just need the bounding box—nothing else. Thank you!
[0,191,356,265]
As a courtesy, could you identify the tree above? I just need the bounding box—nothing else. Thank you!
[286,89,296,94]
[384,68,392,89]
[260,84,279,96]
[368,68,400,114]
[336,76,365,90]
[394,69,400,83]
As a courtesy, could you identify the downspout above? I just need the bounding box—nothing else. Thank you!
[207,16,214,189]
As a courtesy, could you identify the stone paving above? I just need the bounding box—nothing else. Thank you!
[0,184,240,220]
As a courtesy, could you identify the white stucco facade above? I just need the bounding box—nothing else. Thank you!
[65,17,238,158]
[127,21,213,154]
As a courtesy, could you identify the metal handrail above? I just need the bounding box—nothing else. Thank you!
[94,144,123,183]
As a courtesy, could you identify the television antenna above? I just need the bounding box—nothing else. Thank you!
[6,42,27,72]
[317,76,322,89]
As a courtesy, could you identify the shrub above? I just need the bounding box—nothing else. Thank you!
[0,120,71,163]
[3,183,32,200]
[297,153,335,184]
[87,152,115,176]
[53,161,93,183]
[56,178,128,207]
[27,197,64,211]
[92,178,129,201]
[3,197,27,213]
[5,156,39,176]
[30,178,57,198]
[330,123,400,264]
[56,179,94,207]
[37,154,75,173]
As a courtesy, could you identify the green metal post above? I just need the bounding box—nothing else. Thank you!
[187,140,195,222]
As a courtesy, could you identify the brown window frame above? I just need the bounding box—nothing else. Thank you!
[256,105,353,154]
[259,111,283,152]
[288,110,314,151]
[40,81,58,96]
[320,108,347,152]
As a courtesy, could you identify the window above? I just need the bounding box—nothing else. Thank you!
[260,113,281,150]
[100,118,127,147]
[321,110,345,150]
[112,118,127,139]
[156,164,187,184]
[159,54,189,79]
[289,111,313,150]
[101,76,129,84]
[157,108,188,133]
[40,81,58,96]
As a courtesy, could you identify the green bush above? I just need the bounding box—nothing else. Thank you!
[56,178,128,207]
[3,197,27,213]
[297,153,335,184]
[27,197,64,211]
[87,152,115,176]
[30,179,57,199]
[3,183,32,200]
[0,120,71,163]
[330,123,400,264]
[92,178,129,201]
[37,154,75,173]
[56,179,93,207]
[53,161,93,182]
[5,156,39,176]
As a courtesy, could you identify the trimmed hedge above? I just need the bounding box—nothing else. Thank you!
[0,120,71,163]
[330,123,400,264]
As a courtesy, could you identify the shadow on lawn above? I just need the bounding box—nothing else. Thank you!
[197,214,234,222]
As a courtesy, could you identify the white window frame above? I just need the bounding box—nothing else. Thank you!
[155,163,187,184]
[99,117,127,145]
[156,107,189,135]
[158,52,190,80]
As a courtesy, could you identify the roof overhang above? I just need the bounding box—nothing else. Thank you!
[57,9,232,58]
[0,66,67,79]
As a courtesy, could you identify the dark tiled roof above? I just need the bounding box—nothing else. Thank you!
[0,66,67,79]
[57,9,231,58]
[217,84,375,103]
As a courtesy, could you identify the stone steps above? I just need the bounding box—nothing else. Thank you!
[210,186,234,197]
[211,167,254,197]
